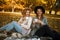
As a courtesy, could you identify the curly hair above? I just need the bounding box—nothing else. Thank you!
[34,6,45,14]
[22,8,31,17]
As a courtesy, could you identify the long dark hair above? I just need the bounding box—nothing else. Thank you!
[34,6,45,15]
[34,6,45,20]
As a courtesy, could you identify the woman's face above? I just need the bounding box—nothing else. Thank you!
[26,10,30,16]
[37,9,43,16]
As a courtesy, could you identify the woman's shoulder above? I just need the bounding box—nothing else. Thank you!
[43,16,47,20]
[33,16,37,19]
[29,16,33,19]
[20,16,23,18]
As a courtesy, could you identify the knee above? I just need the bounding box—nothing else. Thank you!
[12,21,16,23]
[12,21,17,24]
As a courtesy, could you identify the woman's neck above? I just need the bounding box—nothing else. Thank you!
[26,15,30,17]
[37,15,43,20]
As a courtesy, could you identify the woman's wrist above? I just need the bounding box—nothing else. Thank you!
[38,20,45,25]
[41,22,45,25]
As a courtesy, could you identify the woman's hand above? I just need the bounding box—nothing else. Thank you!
[18,21,23,25]
[37,20,45,25]
[33,21,36,24]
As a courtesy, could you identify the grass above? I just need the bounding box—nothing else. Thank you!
[0,13,60,33]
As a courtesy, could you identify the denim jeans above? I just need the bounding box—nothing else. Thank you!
[0,21,22,33]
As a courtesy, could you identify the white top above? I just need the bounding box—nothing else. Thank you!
[18,16,32,35]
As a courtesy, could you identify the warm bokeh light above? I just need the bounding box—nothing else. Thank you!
[0,0,60,32]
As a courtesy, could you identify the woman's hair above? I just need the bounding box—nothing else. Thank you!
[22,8,31,16]
[34,6,45,14]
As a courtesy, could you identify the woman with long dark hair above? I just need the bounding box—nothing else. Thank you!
[33,6,60,40]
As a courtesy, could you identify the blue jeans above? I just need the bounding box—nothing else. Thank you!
[0,21,22,33]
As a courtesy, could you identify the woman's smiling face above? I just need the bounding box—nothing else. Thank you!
[22,8,31,17]
[37,9,43,16]
[26,10,30,16]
